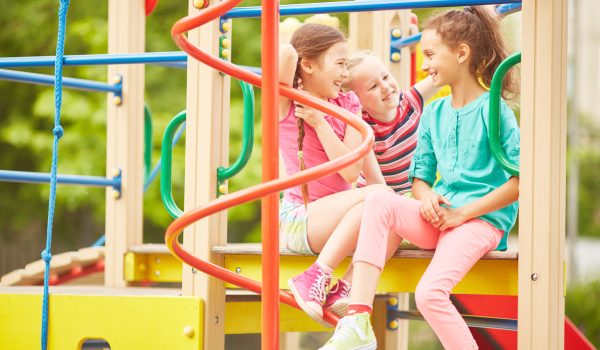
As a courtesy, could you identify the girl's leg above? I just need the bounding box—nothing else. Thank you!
[306,184,391,256]
[414,220,503,350]
[320,191,440,349]
[350,191,440,306]
[287,185,389,322]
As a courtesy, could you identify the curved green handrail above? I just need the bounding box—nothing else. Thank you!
[217,80,255,183]
[160,110,186,219]
[160,80,255,218]
[489,52,521,176]
[144,103,153,182]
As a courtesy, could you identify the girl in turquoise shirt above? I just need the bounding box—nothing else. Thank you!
[319,6,520,350]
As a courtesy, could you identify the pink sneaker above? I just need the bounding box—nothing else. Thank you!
[324,279,351,316]
[288,263,331,323]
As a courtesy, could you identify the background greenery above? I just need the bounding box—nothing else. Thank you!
[0,1,598,347]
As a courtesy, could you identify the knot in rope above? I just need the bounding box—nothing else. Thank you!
[41,250,52,263]
[53,125,64,139]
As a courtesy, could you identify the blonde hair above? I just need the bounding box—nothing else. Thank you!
[342,50,376,91]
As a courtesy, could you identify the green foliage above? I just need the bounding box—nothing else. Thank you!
[566,278,600,347]
[572,149,600,238]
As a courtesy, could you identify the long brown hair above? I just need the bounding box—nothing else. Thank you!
[289,23,346,206]
[424,6,519,100]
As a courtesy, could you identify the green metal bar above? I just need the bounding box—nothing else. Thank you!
[160,110,186,219]
[144,103,153,182]
[488,52,521,176]
[217,80,255,183]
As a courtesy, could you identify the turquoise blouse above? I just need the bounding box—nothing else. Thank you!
[409,92,520,250]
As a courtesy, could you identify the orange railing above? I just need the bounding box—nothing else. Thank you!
[166,0,374,347]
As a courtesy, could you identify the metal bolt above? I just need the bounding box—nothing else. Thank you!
[191,268,197,274]
[138,263,147,272]
[222,38,231,49]
[155,257,161,264]
[531,273,538,281]
[391,28,402,38]
[391,52,401,63]
[192,0,206,9]
[112,96,122,106]
[222,21,231,32]
[155,270,161,277]
[112,75,122,84]
[235,267,242,274]
[214,316,219,324]
[183,326,195,338]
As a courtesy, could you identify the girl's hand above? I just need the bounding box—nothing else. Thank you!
[436,207,468,231]
[294,77,327,128]
[294,103,326,128]
[419,191,451,224]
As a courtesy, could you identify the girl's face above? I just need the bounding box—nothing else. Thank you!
[303,41,349,99]
[420,29,462,87]
[349,55,400,120]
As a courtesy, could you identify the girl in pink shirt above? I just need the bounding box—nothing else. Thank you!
[280,24,389,323]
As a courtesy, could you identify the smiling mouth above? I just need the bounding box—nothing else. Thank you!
[382,91,396,102]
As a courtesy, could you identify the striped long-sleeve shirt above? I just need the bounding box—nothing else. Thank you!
[357,88,424,194]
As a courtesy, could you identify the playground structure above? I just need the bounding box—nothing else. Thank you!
[0,0,583,349]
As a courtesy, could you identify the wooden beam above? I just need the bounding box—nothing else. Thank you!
[519,0,568,348]
[181,1,230,349]
[105,0,145,287]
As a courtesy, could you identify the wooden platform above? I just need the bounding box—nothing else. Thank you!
[212,243,519,260]
[0,247,104,286]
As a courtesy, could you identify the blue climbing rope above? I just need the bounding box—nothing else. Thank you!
[41,0,70,349]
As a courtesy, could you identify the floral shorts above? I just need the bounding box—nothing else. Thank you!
[279,199,315,255]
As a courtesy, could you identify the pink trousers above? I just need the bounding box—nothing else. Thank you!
[353,191,503,350]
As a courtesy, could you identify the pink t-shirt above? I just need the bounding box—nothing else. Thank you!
[280,91,361,204]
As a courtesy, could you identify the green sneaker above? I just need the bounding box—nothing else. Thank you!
[318,313,377,350]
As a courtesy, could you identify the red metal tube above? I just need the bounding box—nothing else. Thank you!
[167,0,374,332]
[261,0,280,348]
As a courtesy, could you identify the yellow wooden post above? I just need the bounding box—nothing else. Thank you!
[182,1,231,349]
[105,0,145,287]
[520,0,568,348]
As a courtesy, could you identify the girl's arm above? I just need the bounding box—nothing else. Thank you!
[313,110,364,183]
[412,76,439,102]
[460,176,519,221]
[294,105,364,183]
[279,44,298,119]
[362,149,385,185]
[412,177,451,224]
[436,177,519,231]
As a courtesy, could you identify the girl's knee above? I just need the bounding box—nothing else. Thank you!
[415,283,448,312]
[363,183,393,194]
[364,190,393,212]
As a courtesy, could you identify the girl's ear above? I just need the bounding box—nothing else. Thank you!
[456,42,471,65]
[299,57,314,75]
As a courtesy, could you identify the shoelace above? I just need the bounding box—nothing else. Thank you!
[339,281,351,298]
[331,316,367,341]
[308,270,329,304]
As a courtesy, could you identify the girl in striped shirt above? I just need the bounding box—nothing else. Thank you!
[345,52,438,194]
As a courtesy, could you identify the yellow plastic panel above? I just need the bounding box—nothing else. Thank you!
[124,252,182,282]
[0,293,202,349]
[225,301,330,334]
[224,255,518,296]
